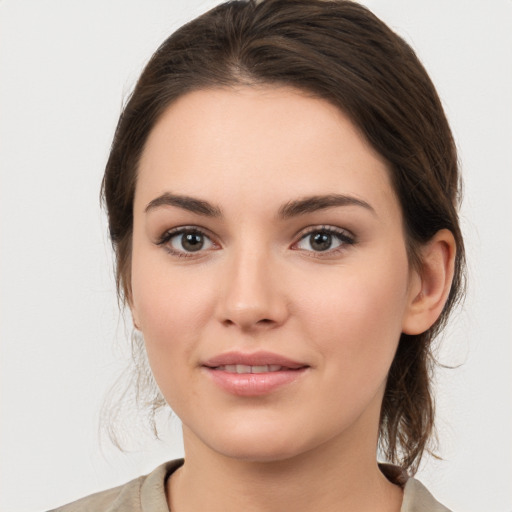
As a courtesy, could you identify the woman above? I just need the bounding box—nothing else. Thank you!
[52,0,464,510]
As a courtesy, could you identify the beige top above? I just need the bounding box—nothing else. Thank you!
[48,459,451,512]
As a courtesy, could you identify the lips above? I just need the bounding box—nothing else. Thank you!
[202,351,309,396]
[203,351,307,369]
[213,364,284,373]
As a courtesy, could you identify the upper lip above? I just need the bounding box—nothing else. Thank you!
[202,351,308,369]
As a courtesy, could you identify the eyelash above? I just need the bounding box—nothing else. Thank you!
[156,226,217,258]
[156,225,356,258]
[293,226,356,256]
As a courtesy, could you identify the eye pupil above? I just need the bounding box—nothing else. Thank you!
[310,232,332,251]
[182,233,204,251]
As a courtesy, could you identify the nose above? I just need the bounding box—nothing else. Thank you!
[215,247,289,332]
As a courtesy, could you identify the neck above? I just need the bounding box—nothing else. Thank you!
[168,424,403,512]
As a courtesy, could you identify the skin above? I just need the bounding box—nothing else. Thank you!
[130,86,455,512]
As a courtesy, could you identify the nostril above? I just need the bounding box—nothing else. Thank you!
[221,316,278,330]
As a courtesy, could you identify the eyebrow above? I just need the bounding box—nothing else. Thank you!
[145,192,222,217]
[144,192,375,218]
[278,194,375,218]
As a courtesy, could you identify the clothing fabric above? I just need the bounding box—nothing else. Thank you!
[48,458,451,512]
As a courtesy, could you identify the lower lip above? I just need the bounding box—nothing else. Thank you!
[203,367,308,396]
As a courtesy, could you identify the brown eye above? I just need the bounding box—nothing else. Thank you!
[180,232,204,252]
[310,232,333,251]
[295,227,354,253]
[161,228,215,255]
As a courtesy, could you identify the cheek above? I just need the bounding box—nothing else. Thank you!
[130,249,217,386]
[131,240,216,331]
[131,278,209,415]
[298,253,410,381]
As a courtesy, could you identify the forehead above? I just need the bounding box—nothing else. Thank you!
[135,86,398,219]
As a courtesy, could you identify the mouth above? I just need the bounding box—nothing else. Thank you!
[210,364,296,374]
[202,350,307,369]
[202,351,309,396]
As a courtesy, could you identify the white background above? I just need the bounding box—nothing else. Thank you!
[1,1,511,511]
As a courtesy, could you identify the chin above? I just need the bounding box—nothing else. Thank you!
[194,421,322,464]
[214,442,306,464]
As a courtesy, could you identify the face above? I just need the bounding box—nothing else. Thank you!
[131,86,419,463]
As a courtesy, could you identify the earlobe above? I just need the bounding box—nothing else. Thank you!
[402,229,456,335]
[125,284,142,331]
[128,298,141,331]
[131,308,141,331]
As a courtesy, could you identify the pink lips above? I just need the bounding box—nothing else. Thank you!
[202,351,309,397]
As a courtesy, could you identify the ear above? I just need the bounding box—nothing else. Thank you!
[402,229,456,335]
[131,310,141,331]
[127,295,141,332]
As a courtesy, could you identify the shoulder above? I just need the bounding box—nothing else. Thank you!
[47,459,184,512]
[380,464,452,512]
[402,477,452,512]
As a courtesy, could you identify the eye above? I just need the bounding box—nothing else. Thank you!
[294,227,355,253]
[157,227,216,256]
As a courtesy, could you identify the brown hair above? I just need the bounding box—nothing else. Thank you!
[102,0,465,473]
